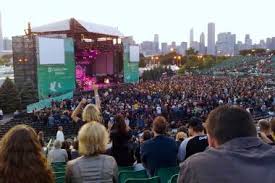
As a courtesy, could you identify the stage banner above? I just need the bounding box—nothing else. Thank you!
[27,91,73,113]
[123,45,139,83]
[37,38,76,99]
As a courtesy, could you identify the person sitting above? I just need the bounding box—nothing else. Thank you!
[178,117,208,162]
[109,114,135,166]
[47,140,68,163]
[65,122,118,183]
[178,105,275,183]
[258,119,275,144]
[141,116,178,176]
[0,125,54,183]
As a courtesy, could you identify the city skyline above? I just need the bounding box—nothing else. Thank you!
[1,0,275,44]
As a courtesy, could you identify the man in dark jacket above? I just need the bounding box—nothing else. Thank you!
[178,105,275,183]
[141,116,178,176]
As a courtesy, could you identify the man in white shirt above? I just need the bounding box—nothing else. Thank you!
[156,105,162,115]
[56,126,65,142]
[0,109,3,120]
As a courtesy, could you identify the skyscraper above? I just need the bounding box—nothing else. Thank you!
[153,34,159,54]
[245,34,252,49]
[271,37,275,50]
[161,42,168,54]
[190,28,194,47]
[199,32,206,55]
[266,38,272,49]
[207,23,215,55]
[0,11,3,51]
[171,41,177,50]
[216,32,236,56]
[177,42,187,55]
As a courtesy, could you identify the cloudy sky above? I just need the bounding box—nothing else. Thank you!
[1,0,274,44]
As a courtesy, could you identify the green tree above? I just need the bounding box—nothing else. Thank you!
[0,54,12,65]
[19,82,38,109]
[0,77,21,113]
[186,48,198,56]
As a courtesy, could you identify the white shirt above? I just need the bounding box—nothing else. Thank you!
[56,130,65,142]
[0,110,3,116]
[156,106,162,114]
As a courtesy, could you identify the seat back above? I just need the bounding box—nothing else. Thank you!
[119,170,148,183]
[55,176,65,183]
[52,162,66,172]
[125,176,160,183]
[155,166,179,183]
[168,174,179,183]
[118,166,134,173]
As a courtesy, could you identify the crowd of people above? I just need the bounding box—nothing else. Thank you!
[28,75,274,135]
[0,73,274,182]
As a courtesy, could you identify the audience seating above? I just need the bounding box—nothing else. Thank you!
[168,174,178,183]
[52,162,66,183]
[119,170,148,183]
[55,176,65,183]
[52,162,66,172]
[118,166,135,173]
[155,166,179,183]
[125,176,160,183]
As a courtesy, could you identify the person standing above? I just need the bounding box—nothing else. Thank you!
[178,117,208,162]
[0,125,54,183]
[141,116,178,176]
[47,140,68,163]
[56,126,65,142]
[178,105,275,183]
[66,122,118,183]
[0,109,3,120]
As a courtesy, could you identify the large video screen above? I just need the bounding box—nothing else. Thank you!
[38,37,65,65]
[129,45,140,62]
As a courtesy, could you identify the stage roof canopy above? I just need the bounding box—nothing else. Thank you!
[32,18,123,37]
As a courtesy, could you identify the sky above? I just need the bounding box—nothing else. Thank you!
[0,0,274,44]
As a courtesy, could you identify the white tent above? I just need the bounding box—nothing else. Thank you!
[32,18,123,37]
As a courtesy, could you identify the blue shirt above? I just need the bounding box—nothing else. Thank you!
[141,135,178,176]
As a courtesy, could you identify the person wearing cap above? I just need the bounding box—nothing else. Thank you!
[177,117,208,162]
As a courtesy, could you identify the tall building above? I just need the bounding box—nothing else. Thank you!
[177,42,188,55]
[199,32,206,55]
[244,34,252,49]
[171,41,177,50]
[216,32,236,56]
[270,37,275,50]
[140,41,154,56]
[207,23,215,55]
[0,11,3,51]
[190,41,200,52]
[153,34,159,54]
[161,42,168,54]
[3,37,12,50]
[190,28,194,47]
[122,36,136,46]
[259,40,266,49]
[266,38,272,49]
